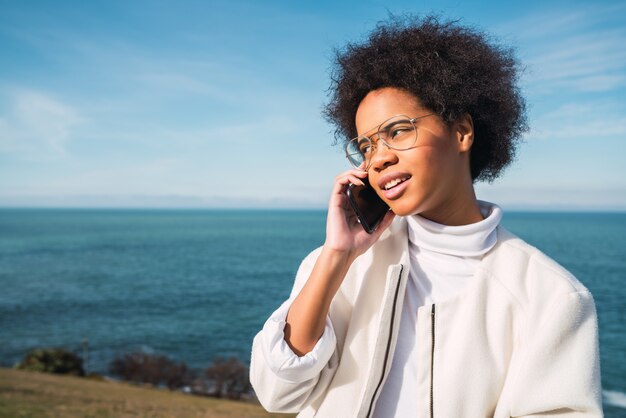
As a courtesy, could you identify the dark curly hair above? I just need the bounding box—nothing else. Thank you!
[323,14,528,183]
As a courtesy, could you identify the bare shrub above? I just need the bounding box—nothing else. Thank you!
[204,356,251,400]
[109,350,193,390]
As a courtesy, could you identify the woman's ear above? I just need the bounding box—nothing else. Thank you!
[455,113,474,153]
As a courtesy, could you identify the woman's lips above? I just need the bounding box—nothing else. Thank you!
[380,176,411,200]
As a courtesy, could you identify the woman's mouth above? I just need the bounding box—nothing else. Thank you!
[379,175,411,199]
[383,176,410,190]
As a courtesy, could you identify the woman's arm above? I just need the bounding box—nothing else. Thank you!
[250,168,395,412]
[284,168,395,356]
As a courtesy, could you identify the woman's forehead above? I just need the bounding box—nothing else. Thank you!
[355,88,426,133]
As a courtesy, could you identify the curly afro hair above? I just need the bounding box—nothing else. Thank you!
[323,14,528,183]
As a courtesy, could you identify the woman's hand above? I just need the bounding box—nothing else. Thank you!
[323,168,396,262]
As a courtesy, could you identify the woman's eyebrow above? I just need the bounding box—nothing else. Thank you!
[357,121,383,137]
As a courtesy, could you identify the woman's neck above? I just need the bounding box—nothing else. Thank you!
[419,187,483,226]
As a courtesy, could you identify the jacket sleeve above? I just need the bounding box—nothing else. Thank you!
[249,247,340,413]
[508,290,603,417]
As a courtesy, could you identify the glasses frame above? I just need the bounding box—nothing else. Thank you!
[344,113,435,171]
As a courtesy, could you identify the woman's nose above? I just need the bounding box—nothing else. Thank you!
[369,141,398,171]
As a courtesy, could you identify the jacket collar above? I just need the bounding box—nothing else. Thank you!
[376,216,411,269]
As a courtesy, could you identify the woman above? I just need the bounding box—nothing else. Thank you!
[250,15,602,417]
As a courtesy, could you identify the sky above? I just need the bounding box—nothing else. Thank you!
[0,0,625,210]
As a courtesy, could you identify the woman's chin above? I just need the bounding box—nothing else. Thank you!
[386,203,419,217]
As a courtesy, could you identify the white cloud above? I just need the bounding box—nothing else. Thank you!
[571,74,626,92]
[525,29,626,92]
[496,3,626,94]
[27,158,186,196]
[527,101,626,140]
[0,90,82,158]
[496,2,626,41]
[135,72,233,101]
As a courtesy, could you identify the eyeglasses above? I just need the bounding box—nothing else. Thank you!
[344,113,435,171]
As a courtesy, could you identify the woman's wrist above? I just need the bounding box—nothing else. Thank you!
[320,244,358,269]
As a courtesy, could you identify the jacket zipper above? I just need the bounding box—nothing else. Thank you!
[364,266,404,418]
[430,304,436,418]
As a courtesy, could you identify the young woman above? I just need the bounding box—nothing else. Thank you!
[250,16,602,417]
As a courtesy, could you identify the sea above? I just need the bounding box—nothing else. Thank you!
[0,208,624,415]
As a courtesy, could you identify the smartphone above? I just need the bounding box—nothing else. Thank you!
[346,176,390,234]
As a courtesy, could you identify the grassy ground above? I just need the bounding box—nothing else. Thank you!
[0,368,296,418]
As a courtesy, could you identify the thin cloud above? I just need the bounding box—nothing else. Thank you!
[77,113,303,150]
[495,2,626,41]
[0,90,82,159]
[526,29,626,92]
[527,101,626,140]
[497,3,626,93]
[1,158,186,197]
[136,73,229,98]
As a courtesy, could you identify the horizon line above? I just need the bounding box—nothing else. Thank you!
[1,206,625,213]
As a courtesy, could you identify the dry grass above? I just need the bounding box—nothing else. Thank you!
[0,368,296,418]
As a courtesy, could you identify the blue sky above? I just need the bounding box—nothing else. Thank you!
[0,0,625,210]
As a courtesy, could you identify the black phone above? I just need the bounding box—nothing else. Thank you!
[346,177,390,234]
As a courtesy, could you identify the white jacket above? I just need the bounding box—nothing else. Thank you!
[250,217,603,417]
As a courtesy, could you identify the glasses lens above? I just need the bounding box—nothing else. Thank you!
[345,137,368,168]
[380,117,416,150]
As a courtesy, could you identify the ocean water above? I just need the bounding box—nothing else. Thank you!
[0,209,624,414]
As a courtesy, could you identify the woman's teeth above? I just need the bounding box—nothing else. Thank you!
[384,177,409,190]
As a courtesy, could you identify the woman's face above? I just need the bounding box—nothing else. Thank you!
[355,87,474,219]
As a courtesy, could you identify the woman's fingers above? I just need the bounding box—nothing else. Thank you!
[336,167,367,179]
[334,169,367,184]
[331,169,368,196]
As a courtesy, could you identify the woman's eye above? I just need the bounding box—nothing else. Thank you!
[387,123,413,140]
[391,129,403,138]
[388,128,406,140]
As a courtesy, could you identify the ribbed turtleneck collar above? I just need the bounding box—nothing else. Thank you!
[406,200,502,257]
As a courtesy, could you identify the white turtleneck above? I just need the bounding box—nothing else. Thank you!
[372,200,502,417]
